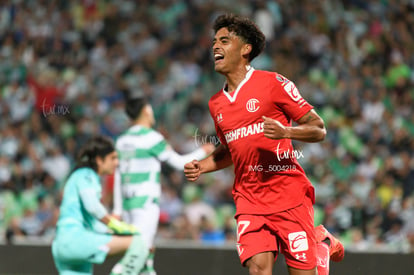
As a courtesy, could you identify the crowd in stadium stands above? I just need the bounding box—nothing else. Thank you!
[0,0,413,253]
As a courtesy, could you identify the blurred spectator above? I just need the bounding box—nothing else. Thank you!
[183,185,216,229]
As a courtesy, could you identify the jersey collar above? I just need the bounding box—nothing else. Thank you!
[128,124,143,132]
[222,65,255,103]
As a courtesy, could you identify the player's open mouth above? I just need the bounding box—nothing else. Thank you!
[214,53,224,63]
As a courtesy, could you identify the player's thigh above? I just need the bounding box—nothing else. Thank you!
[245,251,275,274]
[236,215,278,266]
[126,204,160,246]
[53,227,112,265]
[273,196,317,271]
[287,265,317,275]
[106,235,134,255]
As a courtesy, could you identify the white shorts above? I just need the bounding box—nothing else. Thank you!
[123,202,160,249]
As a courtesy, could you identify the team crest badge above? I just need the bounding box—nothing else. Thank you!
[246,98,260,112]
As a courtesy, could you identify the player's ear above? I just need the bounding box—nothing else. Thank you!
[95,156,103,171]
[242,44,252,56]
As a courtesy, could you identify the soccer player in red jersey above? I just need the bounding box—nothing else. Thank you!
[184,14,344,275]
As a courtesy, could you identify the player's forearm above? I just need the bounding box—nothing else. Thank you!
[283,109,326,142]
[79,188,108,220]
[284,123,326,142]
[200,144,232,173]
[165,147,207,170]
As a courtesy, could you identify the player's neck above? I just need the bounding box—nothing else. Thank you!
[224,64,252,93]
[133,117,152,128]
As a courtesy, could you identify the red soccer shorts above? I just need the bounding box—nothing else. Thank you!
[236,195,316,270]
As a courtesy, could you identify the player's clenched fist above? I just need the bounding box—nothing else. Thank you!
[184,160,201,182]
[262,116,287,140]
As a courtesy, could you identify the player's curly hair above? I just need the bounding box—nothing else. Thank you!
[213,13,265,61]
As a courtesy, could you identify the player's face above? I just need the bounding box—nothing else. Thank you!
[212,28,247,74]
[96,151,119,175]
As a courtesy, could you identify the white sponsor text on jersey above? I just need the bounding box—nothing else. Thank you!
[224,122,264,143]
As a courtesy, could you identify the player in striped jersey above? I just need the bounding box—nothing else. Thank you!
[112,90,214,275]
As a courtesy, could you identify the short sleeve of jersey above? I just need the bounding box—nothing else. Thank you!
[208,100,227,146]
[214,122,227,146]
[150,130,171,162]
[272,73,313,121]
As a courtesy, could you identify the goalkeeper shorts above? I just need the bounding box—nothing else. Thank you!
[52,226,112,274]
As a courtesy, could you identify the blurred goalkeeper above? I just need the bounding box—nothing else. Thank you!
[52,135,149,275]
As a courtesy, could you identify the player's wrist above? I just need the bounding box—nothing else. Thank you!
[283,127,292,139]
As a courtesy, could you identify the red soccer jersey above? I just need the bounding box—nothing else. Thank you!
[209,69,315,217]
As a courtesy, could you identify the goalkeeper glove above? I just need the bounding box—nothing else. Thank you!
[108,218,139,235]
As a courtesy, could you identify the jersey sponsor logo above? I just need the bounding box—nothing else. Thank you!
[120,143,136,150]
[288,231,309,253]
[246,98,260,112]
[281,79,307,108]
[224,122,264,143]
[275,74,286,83]
[282,81,302,102]
[216,113,223,124]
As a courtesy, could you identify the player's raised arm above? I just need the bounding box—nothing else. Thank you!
[263,109,326,143]
[160,142,215,171]
[184,143,232,182]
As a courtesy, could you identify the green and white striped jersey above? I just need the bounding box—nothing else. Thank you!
[113,125,206,215]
